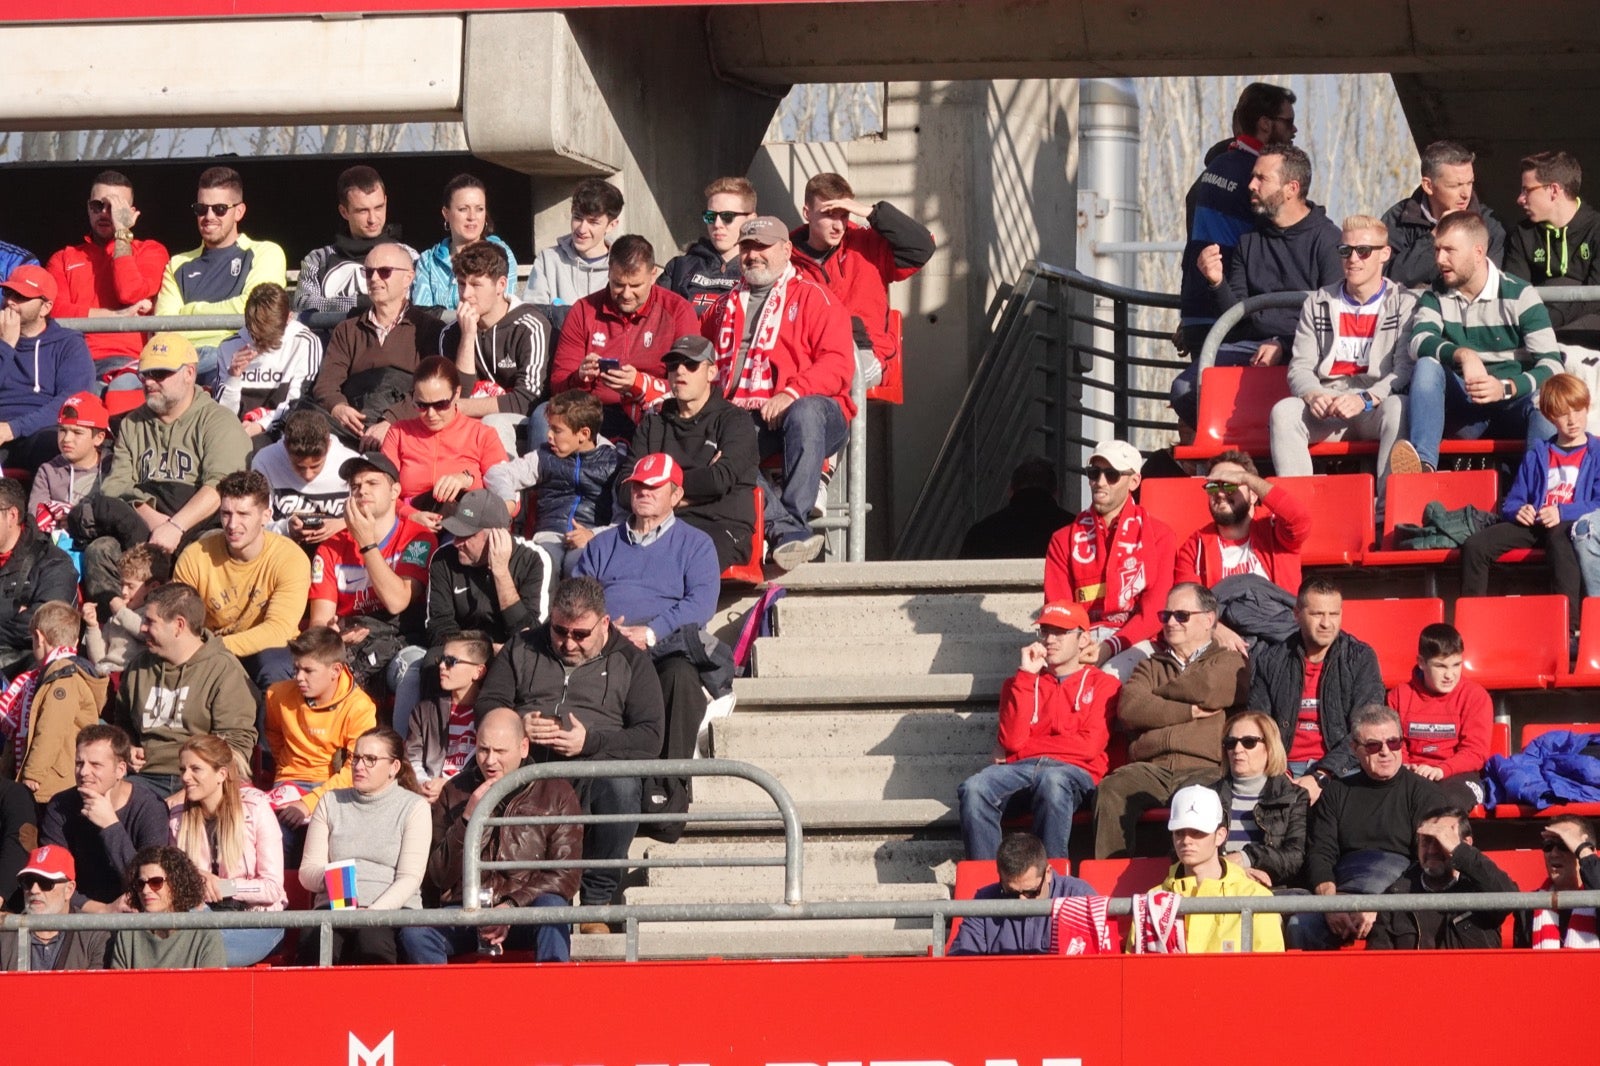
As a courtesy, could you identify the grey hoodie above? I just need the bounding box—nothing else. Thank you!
[114,630,258,775]
[522,234,611,307]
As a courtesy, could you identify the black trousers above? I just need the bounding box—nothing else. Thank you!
[1460,519,1581,622]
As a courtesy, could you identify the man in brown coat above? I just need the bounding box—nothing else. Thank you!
[1093,582,1249,858]
[399,707,583,962]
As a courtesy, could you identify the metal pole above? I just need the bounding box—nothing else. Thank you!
[848,369,868,562]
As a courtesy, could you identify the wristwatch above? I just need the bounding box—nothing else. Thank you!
[1359,391,1375,413]
[1503,380,1515,400]
[1578,842,1596,859]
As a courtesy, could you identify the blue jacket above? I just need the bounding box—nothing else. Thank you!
[0,241,38,281]
[1180,139,1262,328]
[0,320,94,439]
[573,517,720,641]
[1503,435,1600,522]
[1484,729,1600,808]
[948,872,1096,955]
[410,235,518,309]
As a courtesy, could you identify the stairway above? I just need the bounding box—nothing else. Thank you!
[586,560,1044,960]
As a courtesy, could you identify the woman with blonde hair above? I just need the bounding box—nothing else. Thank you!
[168,734,287,966]
[1209,711,1308,889]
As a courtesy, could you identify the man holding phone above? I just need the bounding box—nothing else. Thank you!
[476,575,664,930]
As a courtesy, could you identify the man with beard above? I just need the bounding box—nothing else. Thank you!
[294,165,417,315]
[1366,807,1517,950]
[0,847,111,970]
[1043,440,1174,681]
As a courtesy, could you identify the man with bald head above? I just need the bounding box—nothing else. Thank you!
[399,707,584,963]
[311,241,445,451]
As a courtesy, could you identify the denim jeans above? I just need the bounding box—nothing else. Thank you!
[397,894,571,963]
[754,396,848,545]
[130,771,184,800]
[957,757,1096,859]
[574,775,642,906]
[1405,357,1555,468]
[1168,341,1262,427]
[220,925,285,967]
[1286,847,1413,950]
[1572,509,1600,596]
[387,645,430,740]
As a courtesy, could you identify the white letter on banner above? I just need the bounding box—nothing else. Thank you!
[348,1032,394,1066]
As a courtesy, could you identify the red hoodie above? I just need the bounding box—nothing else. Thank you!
[997,664,1120,781]
[1173,483,1312,594]
[1044,500,1175,657]
[45,236,169,363]
[1387,671,1494,776]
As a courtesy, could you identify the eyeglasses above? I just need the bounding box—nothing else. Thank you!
[363,265,411,280]
[702,210,749,225]
[413,397,454,412]
[1520,183,1552,197]
[441,654,484,669]
[1158,609,1209,624]
[18,875,60,892]
[139,368,178,383]
[1203,480,1242,496]
[550,622,595,643]
[1223,735,1265,751]
[1356,737,1405,755]
[87,199,114,214]
[136,875,169,891]
[1085,466,1125,484]
[1336,244,1379,260]
[999,879,1047,899]
[1542,839,1573,855]
[190,202,238,218]
[350,753,397,768]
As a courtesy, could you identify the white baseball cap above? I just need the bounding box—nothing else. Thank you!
[1167,785,1225,833]
[1089,439,1143,474]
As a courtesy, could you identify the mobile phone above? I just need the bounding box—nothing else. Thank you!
[301,514,325,530]
[597,357,622,373]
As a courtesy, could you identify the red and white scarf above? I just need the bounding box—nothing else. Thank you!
[1067,506,1151,624]
[1050,895,1113,955]
[1132,889,1185,954]
[712,265,797,410]
[0,646,79,768]
[1531,880,1599,949]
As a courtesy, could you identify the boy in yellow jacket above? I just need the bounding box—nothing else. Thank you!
[1153,784,1285,952]
[263,626,376,833]
[10,603,107,803]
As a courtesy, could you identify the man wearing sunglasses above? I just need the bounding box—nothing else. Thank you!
[1043,439,1174,682]
[1381,140,1505,289]
[1271,215,1417,494]
[1505,150,1600,351]
[1294,704,1445,950]
[1366,806,1516,951]
[1172,143,1342,426]
[1514,816,1600,948]
[659,177,758,319]
[949,832,1096,956]
[154,166,286,385]
[0,847,111,972]
[45,169,169,380]
[477,576,664,926]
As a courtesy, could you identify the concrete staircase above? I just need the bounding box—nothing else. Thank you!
[584,560,1043,960]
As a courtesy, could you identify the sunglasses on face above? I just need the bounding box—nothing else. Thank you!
[136,875,169,891]
[702,210,748,225]
[1336,244,1379,260]
[350,753,396,768]
[413,397,454,412]
[550,622,594,643]
[441,654,484,669]
[1086,466,1125,484]
[1000,879,1047,899]
[87,199,115,214]
[1542,838,1573,855]
[139,368,178,383]
[363,265,410,281]
[1357,737,1405,755]
[1203,480,1242,496]
[1158,609,1208,624]
[18,875,60,892]
[1223,735,1265,751]
[190,202,237,218]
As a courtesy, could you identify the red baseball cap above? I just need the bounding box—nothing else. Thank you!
[19,845,74,883]
[58,391,110,431]
[1036,600,1091,632]
[625,453,683,489]
[0,264,57,304]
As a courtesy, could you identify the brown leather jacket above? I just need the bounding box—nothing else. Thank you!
[423,764,583,908]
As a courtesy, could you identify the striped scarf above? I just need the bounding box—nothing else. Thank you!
[1049,896,1112,955]
[711,265,796,410]
[1132,890,1186,954]
[1531,881,1599,949]
[0,647,79,768]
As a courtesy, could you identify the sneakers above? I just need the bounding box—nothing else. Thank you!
[772,533,825,571]
[1388,440,1432,475]
[810,457,837,520]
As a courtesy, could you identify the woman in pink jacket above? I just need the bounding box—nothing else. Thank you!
[168,734,287,966]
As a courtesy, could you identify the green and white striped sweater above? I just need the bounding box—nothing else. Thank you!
[1411,262,1562,398]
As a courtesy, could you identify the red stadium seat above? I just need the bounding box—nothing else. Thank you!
[1074,857,1171,947]
[1267,474,1374,565]
[1339,597,1444,688]
[945,857,1070,951]
[719,488,766,585]
[1137,476,1213,549]
[1487,849,1551,891]
[1173,366,1289,461]
[1363,470,1519,567]
[104,388,144,419]
[1554,598,1600,688]
[1456,595,1569,689]
[867,310,904,404]
[1491,720,1512,759]
[1521,722,1600,748]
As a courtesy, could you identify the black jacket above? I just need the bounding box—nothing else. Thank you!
[1367,843,1518,951]
[629,393,759,569]
[1207,772,1309,887]
[0,522,81,672]
[658,238,742,319]
[1214,202,1343,344]
[1248,630,1385,777]
[1504,200,1600,347]
[476,625,664,762]
[425,540,547,647]
[1305,770,1445,888]
[1381,188,1507,289]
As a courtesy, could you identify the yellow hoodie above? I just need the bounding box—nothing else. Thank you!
[264,666,377,813]
[1159,859,1285,953]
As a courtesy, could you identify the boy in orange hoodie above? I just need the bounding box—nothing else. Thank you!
[1386,622,1493,810]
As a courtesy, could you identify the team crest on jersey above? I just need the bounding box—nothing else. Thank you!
[401,539,431,566]
[643,331,654,347]
[788,303,798,321]
[1534,248,1548,263]
[591,333,607,347]
[311,557,325,583]
[230,259,242,277]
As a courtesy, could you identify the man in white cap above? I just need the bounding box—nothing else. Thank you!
[575,453,722,830]
[1142,783,1283,952]
[1043,439,1176,681]
[0,846,111,971]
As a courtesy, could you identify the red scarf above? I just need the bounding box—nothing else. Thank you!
[710,265,796,410]
[0,646,78,768]
[1531,880,1599,949]
[1066,505,1151,625]
[1050,896,1112,955]
[1132,890,1185,954]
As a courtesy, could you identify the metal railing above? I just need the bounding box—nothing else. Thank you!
[895,260,1182,559]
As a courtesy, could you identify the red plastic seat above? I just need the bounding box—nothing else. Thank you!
[1137,476,1214,549]
[1455,595,1569,689]
[1074,857,1172,947]
[104,388,144,418]
[1338,597,1444,688]
[1554,598,1600,688]
[946,857,1070,951]
[719,487,766,585]
[1173,366,1290,461]
[1521,721,1600,748]
[866,309,904,404]
[1363,470,1520,567]
[1267,474,1374,565]
[1491,720,1512,759]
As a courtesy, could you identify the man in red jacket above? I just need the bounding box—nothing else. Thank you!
[790,172,934,388]
[956,600,1118,859]
[549,234,699,443]
[45,170,168,384]
[1386,623,1492,809]
[703,217,857,570]
[1044,440,1175,681]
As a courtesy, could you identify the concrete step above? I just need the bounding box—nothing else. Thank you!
[750,634,1024,678]
[732,673,1008,708]
[711,709,995,761]
[774,590,1039,639]
[642,837,963,890]
[573,927,934,960]
[772,558,1043,592]
[687,798,957,832]
[694,754,988,806]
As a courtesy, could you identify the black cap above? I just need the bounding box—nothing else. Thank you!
[663,335,716,365]
[338,451,401,484]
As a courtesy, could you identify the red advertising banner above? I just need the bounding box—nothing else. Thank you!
[12,0,893,24]
[3,950,1594,1065]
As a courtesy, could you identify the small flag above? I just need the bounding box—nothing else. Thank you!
[324,859,360,909]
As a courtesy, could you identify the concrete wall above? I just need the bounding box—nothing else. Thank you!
[751,80,1078,552]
